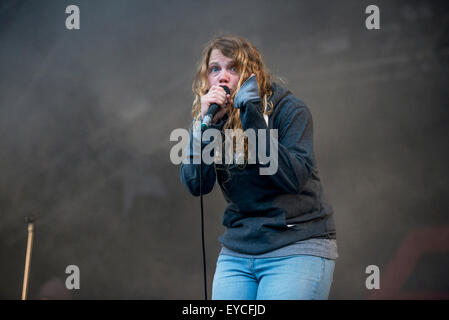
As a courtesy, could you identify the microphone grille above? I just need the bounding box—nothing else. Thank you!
[220,86,231,95]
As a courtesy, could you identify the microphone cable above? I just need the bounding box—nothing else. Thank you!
[199,130,208,300]
[198,87,229,300]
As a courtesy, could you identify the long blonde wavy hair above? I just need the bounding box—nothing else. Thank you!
[191,35,274,163]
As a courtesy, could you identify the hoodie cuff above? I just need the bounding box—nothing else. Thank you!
[234,75,261,109]
[208,114,228,131]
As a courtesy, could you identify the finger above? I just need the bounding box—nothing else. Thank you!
[213,88,224,95]
[214,92,226,103]
[212,85,222,92]
[212,86,227,95]
[207,85,217,94]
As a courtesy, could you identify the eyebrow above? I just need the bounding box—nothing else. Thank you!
[208,61,236,67]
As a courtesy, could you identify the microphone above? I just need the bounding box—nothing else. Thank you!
[201,86,230,131]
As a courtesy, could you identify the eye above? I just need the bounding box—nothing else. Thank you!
[209,66,219,73]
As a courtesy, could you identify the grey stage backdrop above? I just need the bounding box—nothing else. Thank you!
[1,0,448,299]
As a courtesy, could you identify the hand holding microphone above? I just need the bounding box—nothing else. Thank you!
[200,85,230,131]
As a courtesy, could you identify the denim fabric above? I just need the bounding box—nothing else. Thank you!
[212,254,335,300]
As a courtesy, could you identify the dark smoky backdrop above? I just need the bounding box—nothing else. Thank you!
[1,0,448,300]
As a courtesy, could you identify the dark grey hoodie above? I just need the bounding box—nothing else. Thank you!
[180,81,336,255]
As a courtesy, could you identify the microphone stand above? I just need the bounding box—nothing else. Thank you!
[22,215,35,300]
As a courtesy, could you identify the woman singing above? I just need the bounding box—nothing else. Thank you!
[180,35,338,300]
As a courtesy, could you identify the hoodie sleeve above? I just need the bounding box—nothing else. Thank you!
[235,78,314,194]
[179,117,226,197]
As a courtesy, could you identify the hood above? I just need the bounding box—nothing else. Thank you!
[269,82,291,109]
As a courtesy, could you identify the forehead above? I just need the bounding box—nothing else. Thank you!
[208,49,234,65]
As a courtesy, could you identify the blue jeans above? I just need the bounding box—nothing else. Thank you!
[212,254,335,300]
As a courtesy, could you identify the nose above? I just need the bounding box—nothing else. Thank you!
[218,69,230,83]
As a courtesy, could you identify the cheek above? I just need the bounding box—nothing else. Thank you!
[207,75,217,87]
[231,76,240,90]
